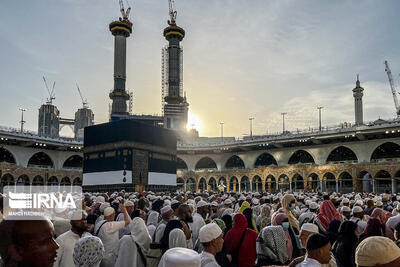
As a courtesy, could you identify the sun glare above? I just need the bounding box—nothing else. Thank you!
[187,113,202,133]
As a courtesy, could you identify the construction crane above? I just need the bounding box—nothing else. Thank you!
[168,0,177,26]
[76,83,89,109]
[119,0,131,22]
[43,76,56,105]
[384,60,400,117]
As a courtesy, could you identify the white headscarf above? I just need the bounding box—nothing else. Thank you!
[115,218,152,267]
[147,211,159,227]
[168,228,187,249]
[130,217,151,253]
[73,236,104,267]
[147,211,159,239]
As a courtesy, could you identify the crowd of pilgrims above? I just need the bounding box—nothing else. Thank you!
[2,190,400,267]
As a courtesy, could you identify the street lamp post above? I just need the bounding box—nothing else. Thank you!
[19,108,26,133]
[249,117,254,139]
[317,107,323,131]
[220,122,224,142]
[281,113,287,134]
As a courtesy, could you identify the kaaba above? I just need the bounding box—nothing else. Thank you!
[83,119,177,192]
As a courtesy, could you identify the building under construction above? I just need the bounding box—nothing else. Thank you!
[38,77,94,140]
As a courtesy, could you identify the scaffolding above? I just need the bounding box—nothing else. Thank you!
[161,44,183,115]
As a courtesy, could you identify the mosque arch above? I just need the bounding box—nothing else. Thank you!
[292,173,304,191]
[60,177,71,185]
[176,177,185,191]
[48,176,59,185]
[63,155,83,169]
[370,142,400,161]
[73,177,82,186]
[240,176,250,192]
[32,175,44,185]
[229,176,239,192]
[307,173,319,192]
[218,177,227,192]
[198,177,207,191]
[176,158,188,170]
[326,146,358,163]
[0,147,16,164]
[1,174,14,188]
[28,152,54,168]
[323,172,336,192]
[278,174,290,192]
[338,172,353,193]
[225,155,245,169]
[254,153,278,167]
[252,175,262,192]
[359,171,373,193]
[374,170,392,193]
[186,177,196,192]
[266,174,276,193]
[208,177,217,191]
[195,157,217,170]
[16,175,30,185]
[288,150,315,165]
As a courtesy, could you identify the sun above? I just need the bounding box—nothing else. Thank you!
[187,113,202,133]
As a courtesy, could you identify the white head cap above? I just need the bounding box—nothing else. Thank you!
[356,236,400,266]
[104,207,115,217]
[199,223,223,243]
[301,223,319,233]
[124,200,134,207]
[211,201,218,207]
[342,206,351,212]
[355,200,364,206]
[161,205,172,215]
[352,206,363,214]
[99,202,110,213]
[309,202,319,210]
[158,248,201,267]
[224,199,232,205]
[96,196,105,203]
[196,200,208,209]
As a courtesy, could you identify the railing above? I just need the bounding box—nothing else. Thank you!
[0,125,81,144]
[27,164,54,169]
[178,118,400,148]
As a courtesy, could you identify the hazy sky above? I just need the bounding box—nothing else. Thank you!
[1,0,400,138]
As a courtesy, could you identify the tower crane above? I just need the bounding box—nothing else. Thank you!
[76,83,89,109]
[168,0,177,26]
[43,76,56,105]
[119,0,131,22]
[384,60,400,117]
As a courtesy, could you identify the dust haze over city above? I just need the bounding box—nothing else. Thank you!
[1,0,400,138]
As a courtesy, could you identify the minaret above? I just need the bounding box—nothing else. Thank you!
[109,5,132,121]
[162,2,188,131]
[353,74,364,125]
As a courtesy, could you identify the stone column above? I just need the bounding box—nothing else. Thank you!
[289,181,292,192]
[319,180,323,192]
[336,180,339,192]
[267,181,271,193]
[372,179,375,193]
[233,182,237,193]
[392,179,396,194]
